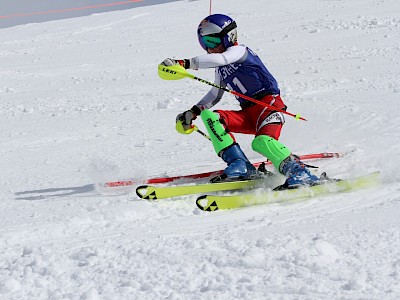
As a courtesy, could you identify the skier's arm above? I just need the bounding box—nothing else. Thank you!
[195,70,225,110]
[161,45,247,70]
[188,45,247,69]
[175,69,224,134]
[162,46,247,133]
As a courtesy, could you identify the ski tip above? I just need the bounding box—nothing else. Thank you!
[196,195,208,211]
[136,185,158,200]
[196,196,219,212]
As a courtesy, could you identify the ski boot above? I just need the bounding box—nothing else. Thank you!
[211,144,257,183]
[278,156,320,189]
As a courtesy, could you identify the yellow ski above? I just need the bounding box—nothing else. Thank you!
[196,172,381,211]
[136,179,262,200]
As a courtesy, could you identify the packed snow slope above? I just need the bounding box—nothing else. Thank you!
[1,0,400,299]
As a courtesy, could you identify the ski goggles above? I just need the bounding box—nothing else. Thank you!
[199,35,222,50]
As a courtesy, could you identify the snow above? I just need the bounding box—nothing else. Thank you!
[1,0,400,299]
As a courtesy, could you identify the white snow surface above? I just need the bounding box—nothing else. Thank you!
[1,0,400,299]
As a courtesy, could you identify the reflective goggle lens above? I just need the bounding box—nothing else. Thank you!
[200,35,222,49]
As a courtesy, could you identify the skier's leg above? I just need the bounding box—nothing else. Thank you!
[251,96,319,187]
[200,109,256,182]
[252,135,319,187]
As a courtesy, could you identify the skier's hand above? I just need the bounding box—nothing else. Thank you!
[161,58,190,69]
[175,106,200,134]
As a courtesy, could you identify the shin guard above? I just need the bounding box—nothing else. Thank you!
[201,109,234,155]
[251,135,291,171]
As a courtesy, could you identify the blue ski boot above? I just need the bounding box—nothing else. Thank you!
[279,156,320,189]
[211,144,257,183]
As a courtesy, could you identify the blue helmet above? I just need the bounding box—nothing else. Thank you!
[197,14,238,51]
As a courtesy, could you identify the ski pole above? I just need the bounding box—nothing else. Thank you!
[194,125,211,141]
[158,64,307,121]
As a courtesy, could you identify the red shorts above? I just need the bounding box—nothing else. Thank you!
[216,95,286,140]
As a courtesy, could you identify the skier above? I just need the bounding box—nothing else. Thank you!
[161,13,319,188]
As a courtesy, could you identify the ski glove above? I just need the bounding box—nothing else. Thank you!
[161,58,191,69]
[176,106,201,134]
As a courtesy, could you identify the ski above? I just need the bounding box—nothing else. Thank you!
[136,179,263,200]
[105,152,342,187]
[196,172,381,211]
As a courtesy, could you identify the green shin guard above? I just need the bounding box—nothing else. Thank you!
[201,110,234,155]
[252,135,291,170]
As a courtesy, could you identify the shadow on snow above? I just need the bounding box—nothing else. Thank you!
[14,184,97,200]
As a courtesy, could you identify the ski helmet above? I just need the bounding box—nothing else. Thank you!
[197,14,237,51]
